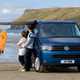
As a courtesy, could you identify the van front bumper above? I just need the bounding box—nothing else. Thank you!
[41,50,80,67]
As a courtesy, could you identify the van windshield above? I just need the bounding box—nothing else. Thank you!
[39,23,80,37]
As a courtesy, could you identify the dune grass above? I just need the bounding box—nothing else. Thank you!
[14,8,80,22]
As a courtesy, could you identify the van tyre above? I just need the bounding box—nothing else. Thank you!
[34,57,47,72]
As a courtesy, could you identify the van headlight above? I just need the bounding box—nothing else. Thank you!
[41,45,53,51]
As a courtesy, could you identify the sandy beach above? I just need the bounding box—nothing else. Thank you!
[0,63,80,80]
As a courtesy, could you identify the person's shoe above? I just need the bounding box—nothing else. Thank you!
[18,66,25,72]
[21,69,25,72]
[18,68,26,72]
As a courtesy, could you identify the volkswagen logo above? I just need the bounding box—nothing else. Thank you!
[64,46,69,51]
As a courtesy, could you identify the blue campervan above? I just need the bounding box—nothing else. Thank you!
[31,20,80,72]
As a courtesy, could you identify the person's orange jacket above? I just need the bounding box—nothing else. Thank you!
[0,31,7,51]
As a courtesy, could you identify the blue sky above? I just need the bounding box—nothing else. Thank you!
[0,0,80,22]
[0,0,80,8]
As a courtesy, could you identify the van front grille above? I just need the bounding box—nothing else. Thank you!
[52,46,80,51]
[53,55,80,59]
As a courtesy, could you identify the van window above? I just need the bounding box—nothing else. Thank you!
[39,23,80,37]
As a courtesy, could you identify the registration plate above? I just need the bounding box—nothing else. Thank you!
[60,60,75,64]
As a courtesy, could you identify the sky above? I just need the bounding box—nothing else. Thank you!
[0,0,80,22]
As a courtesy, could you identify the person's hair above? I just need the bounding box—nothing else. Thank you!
[21,31,28,38]
[28,20,37,30]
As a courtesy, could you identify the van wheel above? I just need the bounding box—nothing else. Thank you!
[34,57,40,72]
[34,57,47,72]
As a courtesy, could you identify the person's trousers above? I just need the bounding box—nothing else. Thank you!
[24,48,33,71]
[18,55,24,66]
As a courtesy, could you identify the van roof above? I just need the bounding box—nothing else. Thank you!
[26,20,76,25]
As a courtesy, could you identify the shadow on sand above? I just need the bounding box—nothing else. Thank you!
[42,66,80,73]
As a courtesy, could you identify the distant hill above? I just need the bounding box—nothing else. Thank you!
[14,8,80,23]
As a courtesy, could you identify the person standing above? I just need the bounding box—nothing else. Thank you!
[22,21,38,71]
[17,31,28,72]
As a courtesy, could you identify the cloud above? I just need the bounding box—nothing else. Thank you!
[1,8,25,14]
[0,8,25,22]
[1,8,11,14]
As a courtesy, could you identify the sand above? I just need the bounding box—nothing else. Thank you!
[0,63,80,80]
